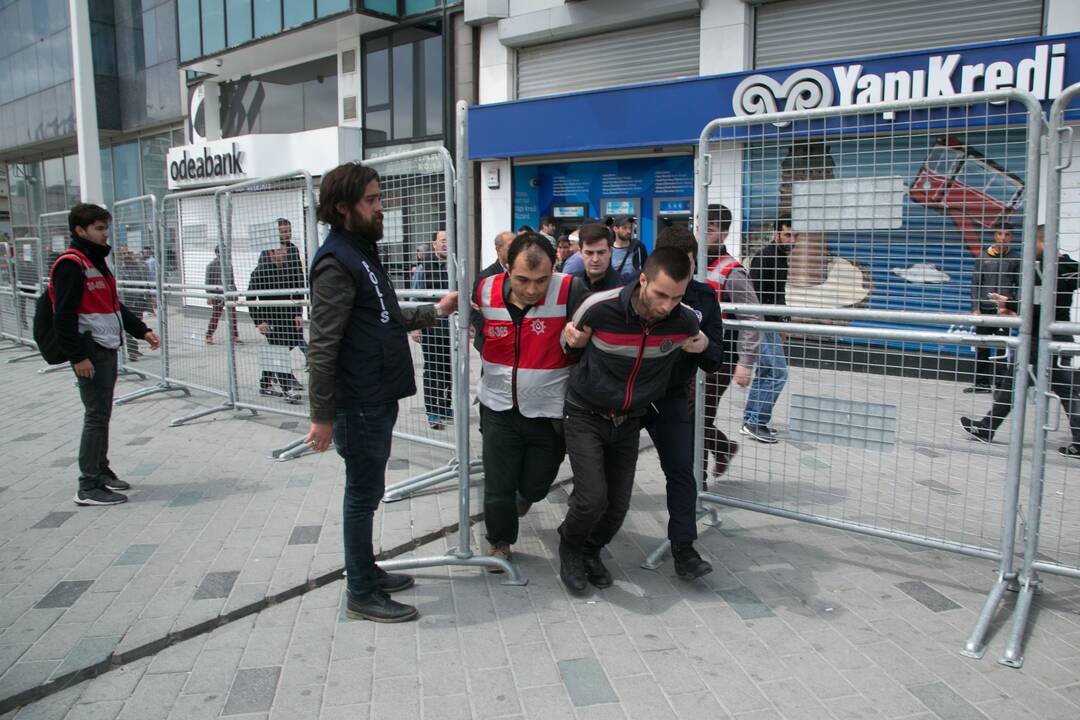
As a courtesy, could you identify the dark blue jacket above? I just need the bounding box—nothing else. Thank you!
[666,278,725,395]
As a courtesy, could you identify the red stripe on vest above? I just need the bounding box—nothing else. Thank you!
[480,274,573,371]
[48,249,119,314]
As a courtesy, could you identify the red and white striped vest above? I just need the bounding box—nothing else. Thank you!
[476,272,575,418]
[48,249,122,350]
[707,255,744,319]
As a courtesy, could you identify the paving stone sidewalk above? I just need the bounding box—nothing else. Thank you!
[3,456,1080,720]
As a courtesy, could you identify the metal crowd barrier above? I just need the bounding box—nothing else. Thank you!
[4,235,43,363]
[637,90,1046,663]
[0,241,18,347]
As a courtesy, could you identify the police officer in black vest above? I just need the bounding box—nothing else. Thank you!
[303,163,458,622]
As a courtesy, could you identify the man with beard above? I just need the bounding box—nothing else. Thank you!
[558,246,706,592]
[302,163,458,622]
[412,230,453,429]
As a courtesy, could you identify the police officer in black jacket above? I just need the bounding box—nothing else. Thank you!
[644,226,725,578]
[303,163,458,623]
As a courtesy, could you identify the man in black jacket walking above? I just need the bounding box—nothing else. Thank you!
[50,204,160,506]
[558,246,707,592]
[247,241,305,403]
[967,224,1019,393]
[302,163,457,622]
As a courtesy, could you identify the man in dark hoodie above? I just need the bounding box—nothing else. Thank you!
[49,204,160,506]
[967,223,1020,393]
[247,239,306,403]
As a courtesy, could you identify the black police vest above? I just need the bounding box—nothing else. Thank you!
[310,230,416,407]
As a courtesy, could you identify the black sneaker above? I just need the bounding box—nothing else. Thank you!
[282,391,302,405]
[375,566,415,593]
[672,542,713,579]
[74,487,128,506]
[582,554,613,589]
[740,423,778,444]
[558,540,587,593]
[102,468,131,492]
[259,387,283,398]
[960,416,994,444]
[963,384,993,394]
[345,590,418,623]
[1058,444,1080,459]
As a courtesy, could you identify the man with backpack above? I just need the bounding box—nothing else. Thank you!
[47,204,160,506]
[609,215,646,284]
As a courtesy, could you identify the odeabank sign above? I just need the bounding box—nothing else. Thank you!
[168,143,245,183]
[469,33,1080,159]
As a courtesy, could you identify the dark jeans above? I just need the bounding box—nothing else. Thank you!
[334,402,399,598]
[206,298,238,338]
[559,405,641,554]
[421,323,452,417]
[699,362,735,463]
[973,324,1006,387]
[260,371,300,391]
[74,339,118,491]
[983,354,1080,443]
[481,405,565,545]
[644,394,698,544]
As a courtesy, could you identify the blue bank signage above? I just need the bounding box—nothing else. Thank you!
[469,34,1080,159]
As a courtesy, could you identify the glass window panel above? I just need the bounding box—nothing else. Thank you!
[155,4,177,64]
[24,161,46,223]
[303,73,338,130]
[63,154,80,208]
[36,33,54,89]
[391,43,412,139]
[142,8,156,66]
[31,0,49,39]
[8,163,31,229]
[201,0,226,55]
[364,109,389,144]
[140,133,170,199]
[283,0,314,28]
[365,46,388,106]
[252,81,304,133]
[100,147,114,211]
[254,0,281,37]
[112,142,141,201]
[363,0,396,14]
[90,21,116,75]
[17,0,32,49]
[177,0,200,60]
[43,157,65,213]
[423,34,441,136]
[10,47,25,98]
[317,0,349,16]
[227,0,253,47]
[52,32,71,84]
[405,0,440,15]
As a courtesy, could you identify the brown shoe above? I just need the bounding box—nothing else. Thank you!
[516,495,532,518]
[205,335,214,344]
[486,543,511,573]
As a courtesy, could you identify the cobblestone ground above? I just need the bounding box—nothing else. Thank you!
[2,339,1080,719]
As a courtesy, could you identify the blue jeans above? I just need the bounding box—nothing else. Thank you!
[334,402,399,598]
[743,330,788,426]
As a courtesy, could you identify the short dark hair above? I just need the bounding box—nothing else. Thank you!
[507,232,556,272]
[276,218,291,228]
[655,225,698,258]
[69,203,111,233]
[316,163,380,231]
[776,216,793,233]
[578,222,613,248]
[516,225,534,234]
[643,245,692,283]
[541,216,556,227]
[707,204,732,233]
[556,234,570,247]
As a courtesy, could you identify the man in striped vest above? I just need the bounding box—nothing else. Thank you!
[476,233,588,568]
[50,204,160,506]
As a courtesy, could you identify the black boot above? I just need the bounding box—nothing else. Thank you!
[582,553,613,589]
[375,565,414,593]
[559,540,587,593]
[345,590,418,623]
[672,542,713,579]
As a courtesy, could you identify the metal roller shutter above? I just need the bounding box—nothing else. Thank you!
[517,17,700,99]
[754,0,1044,69]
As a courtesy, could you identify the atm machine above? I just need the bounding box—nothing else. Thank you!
[655,198,693,233]
[548,203,591,236]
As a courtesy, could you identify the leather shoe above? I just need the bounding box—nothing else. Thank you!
[559,540,587,593]
[672,542,713,579]
[582,554,613,589]
[345,590,418,623]
[375,566,414,593]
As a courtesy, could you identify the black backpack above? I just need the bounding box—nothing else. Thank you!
[34,253,77,365]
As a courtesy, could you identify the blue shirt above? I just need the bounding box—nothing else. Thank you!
[562,252,584,275]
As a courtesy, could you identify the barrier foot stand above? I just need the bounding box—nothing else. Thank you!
[271,437,310,462]
[999,575,1039,668]
[37,364,68,375]
[115,383,190,406]
[382,466,459,503]
[378,552,528,587]
[169,402,236,427]
[640,505,724,571]
[6,351,40,364]
[960,572,1015,660]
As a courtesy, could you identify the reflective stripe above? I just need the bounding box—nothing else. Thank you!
[590,333,684,359]
[481,306,513,321]
[570,287,620,327]
[478,361,570,418]
[78,312,123,349]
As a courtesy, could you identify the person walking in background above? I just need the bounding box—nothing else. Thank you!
[609,215,646,285]
[117,245,151,363]
[204,245,240,344]
[412,230,453,429]
[248,239,305,404]
[967,222,1020,394]
[51,204,160,506]
[303,162,458,622]
[741,218,795,444]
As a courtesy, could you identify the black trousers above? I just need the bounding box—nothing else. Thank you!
[421,322,452,417]
[559,406,641,554]
[74,339,118,491]
[644,394,698,544]
[700,362,736,462]
[984,352,1080,443]
[481,405,565,545]
[973,324,1003,387]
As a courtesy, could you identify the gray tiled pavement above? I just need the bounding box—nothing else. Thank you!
[2,336,1080,718]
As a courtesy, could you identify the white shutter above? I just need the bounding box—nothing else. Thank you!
[755,0,1044,69]
[517,17,700,99]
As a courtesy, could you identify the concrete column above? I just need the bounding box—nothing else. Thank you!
[68,0,103,205]
[477,23,514,267]
[1046,0,1080,33]
[699,0,752,76]
[203,82,223,142]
